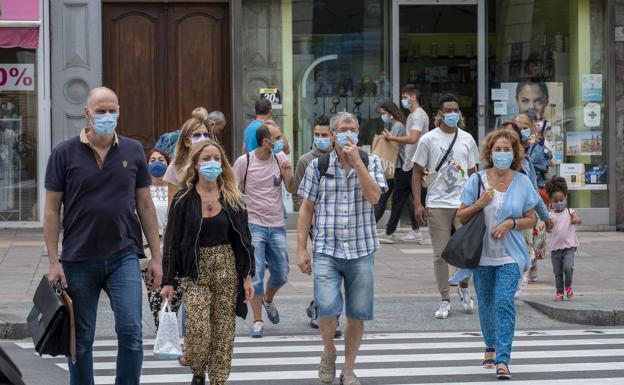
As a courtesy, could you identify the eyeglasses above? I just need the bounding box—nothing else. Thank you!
[192,133,211,139]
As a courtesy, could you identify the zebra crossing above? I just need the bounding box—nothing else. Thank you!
[15,328,624,384]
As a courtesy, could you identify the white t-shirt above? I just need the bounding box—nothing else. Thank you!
[412,127,479,208]
[402,107,429,172]
[480,176,515,266]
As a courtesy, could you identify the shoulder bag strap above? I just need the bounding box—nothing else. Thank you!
[243,152,250,193]
[434,129,459,172]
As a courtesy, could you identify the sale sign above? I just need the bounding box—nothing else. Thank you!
[0,64,35,91]
[260,88,282,109]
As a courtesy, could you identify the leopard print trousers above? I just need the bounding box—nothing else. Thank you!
[182,244,238,383]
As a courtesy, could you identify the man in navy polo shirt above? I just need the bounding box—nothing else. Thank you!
[43,87,162,385]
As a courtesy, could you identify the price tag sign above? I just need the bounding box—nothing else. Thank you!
[0,64,35,91]
[260,88,282,109]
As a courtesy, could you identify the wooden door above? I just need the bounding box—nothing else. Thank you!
[102,3,231,156]
[167,4,232,155]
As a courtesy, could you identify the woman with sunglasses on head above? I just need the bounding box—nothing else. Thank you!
[162,106,211,365]
[161,140,254,385]
[164,107,212,204]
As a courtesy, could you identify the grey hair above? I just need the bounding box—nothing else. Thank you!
[329,112,358,132]
[86,86,117,108]
[207,110,226,124]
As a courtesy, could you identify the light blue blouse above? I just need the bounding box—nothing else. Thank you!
[449,170,540,283]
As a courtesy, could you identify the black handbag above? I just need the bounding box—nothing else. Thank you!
[0,347,25,385]
[442,173,486,269]
[27,275,74,359]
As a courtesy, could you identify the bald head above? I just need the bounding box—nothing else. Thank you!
[87,87,118,108]
[85,87,120,122]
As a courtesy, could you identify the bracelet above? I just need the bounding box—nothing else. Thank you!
[511,218,517,229]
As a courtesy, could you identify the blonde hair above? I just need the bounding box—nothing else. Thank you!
[481,129,525,171]
[513,113,535,133]
[180,141,245,210]
[172,107,210,171]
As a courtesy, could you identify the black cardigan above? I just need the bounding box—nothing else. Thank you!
[162,187,255,319]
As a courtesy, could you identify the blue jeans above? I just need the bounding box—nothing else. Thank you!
[62,251,143,385]
[473,263,520,365]
[249,224,289,296]
[313,253,374,320]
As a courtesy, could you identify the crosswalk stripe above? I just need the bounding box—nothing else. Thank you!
[90,362,624,384]
[16,329,624,384]
[37,338,624,358]
[15,328,624,349]
[55,349,624,370]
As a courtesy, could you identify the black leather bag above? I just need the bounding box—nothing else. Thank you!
[0,347,25,385]
[442,173,486,269]
[27,275,71,358]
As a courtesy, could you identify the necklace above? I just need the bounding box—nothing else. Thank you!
[205,199,220,213]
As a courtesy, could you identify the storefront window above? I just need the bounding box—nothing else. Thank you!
[489,0,608,209]
[241,0,389,159]
[0,47,38,221]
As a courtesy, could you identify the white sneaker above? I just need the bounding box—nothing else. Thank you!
[251,321,264,338]
[379,233,396,244]
[434,301,451,319]
[458,287,474,313]
[401,230,423,242]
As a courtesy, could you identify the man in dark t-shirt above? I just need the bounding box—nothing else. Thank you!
[44,87,162,385]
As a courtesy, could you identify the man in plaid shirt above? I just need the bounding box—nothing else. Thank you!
[297,112,387,385]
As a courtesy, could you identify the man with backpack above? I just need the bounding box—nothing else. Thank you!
[233,124,298,338]
[296,112,386,385]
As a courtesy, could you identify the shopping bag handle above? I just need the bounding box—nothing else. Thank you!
[161,299,172,313]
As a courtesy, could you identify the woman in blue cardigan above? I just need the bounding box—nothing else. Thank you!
[454,129,539,380]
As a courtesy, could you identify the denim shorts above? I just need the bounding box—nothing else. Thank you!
[313,253,374,321]
[249,224,290,296]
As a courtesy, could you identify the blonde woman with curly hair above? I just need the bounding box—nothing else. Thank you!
[161,141,255,385]
[454,128,539,380]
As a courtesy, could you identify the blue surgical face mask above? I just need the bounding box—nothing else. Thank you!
[199,160,222,181]
[336,131,359,148]
[269,139,284,154]
[552,202,567,212]
[520,128,532,142]
[148,162,167,178]
[314,137,332,151]
[401,99,412,110]
[92,113,118,137]
[492,151,514,170]
[381,114,391,124]
[442,112,460,128]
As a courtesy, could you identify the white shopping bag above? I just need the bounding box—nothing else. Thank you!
[153,300,183,360]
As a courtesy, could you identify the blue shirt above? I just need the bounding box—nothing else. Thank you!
[44,129,151,262]
[298,151,387,259]
[450,170,540,282]
[243,120,263,153]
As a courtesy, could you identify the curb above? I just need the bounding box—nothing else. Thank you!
[0,319,29,340]
[523,300,624,326]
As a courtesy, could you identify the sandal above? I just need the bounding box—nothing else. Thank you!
[496,363,511,380]
[482,348,495,368]
[178,353,189,366]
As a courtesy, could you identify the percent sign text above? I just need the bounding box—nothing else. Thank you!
[0,64,35,92]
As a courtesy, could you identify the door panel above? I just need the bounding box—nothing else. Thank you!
[102,3,231,156]
[167,4,231,155]
[102,4,165,145]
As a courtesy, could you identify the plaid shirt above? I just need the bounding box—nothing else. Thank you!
[298,151,387,259]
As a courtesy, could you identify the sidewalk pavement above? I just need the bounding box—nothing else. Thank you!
[1,227,623,339]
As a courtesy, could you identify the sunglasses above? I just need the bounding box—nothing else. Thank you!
[192,133,211,139]
[501,121,520,131]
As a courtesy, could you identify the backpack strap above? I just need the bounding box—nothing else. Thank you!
[317,150,370,180]
[243,152,250,193]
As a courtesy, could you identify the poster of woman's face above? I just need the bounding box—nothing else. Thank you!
[499,81,563,122]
